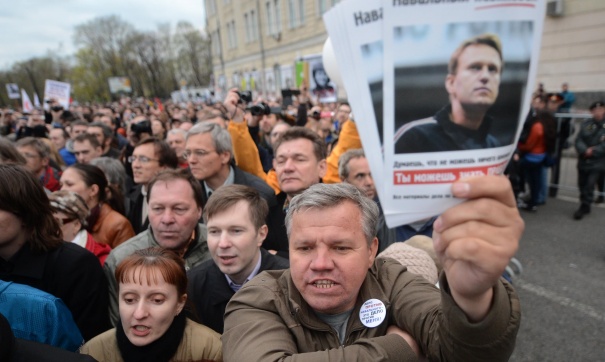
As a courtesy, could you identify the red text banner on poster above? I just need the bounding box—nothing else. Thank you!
[393,161,508,185]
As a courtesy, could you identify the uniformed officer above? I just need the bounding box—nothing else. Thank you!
[573,100,605,220]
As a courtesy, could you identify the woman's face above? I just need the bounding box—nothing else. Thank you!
[152,120,165,137]
[60,168,98,208]
[119,269,186,347]
[53,211,81,242]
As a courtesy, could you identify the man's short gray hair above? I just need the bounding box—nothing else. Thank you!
[338,149,366,180]
[90,157,128,194]
[168,128,187,138]
[285,183,379,246]
[186,122,233,157]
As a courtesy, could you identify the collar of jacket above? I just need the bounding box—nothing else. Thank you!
[283,260,392,336]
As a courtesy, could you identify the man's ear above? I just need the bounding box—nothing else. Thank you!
[219,151,232,165]
[317,159,327,178]
[257,225,268,246]
[445,74,455,96]
[368,237,379,265]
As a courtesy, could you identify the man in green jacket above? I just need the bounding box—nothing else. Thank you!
[104,168,211,325]
[223,178,523,361]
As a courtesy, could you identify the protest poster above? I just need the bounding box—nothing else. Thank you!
[323,0,434,226]
[6,83,20,99]
[43,80,71,109]
[306,54,338,104]
[380,0,546,223]
[21,89,33,113]
[324,0,546,227]
[108,77,132,94]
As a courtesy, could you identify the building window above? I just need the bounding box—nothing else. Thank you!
[244,13,250,43]
[231,20,238,48]
[251,9,259,41]
[287,0,297,28]
[266,1,274,36]
[207,0,217,16]
[318,0,328,15]
[274,0,282,34]
[211,31,219,56]
[227,20,237,49]
[298,0,305,24]
[318,0,339,15]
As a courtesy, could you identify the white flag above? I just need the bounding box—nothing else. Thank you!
[34,93,41,108]
[21,89,33,113]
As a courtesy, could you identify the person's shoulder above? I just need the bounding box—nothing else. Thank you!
[236,167,271,187]
[260,249,289,270]
[52,242,101,268]
[106,230,151,264]
[126,184,143,199]
[180,319,223,361]
[185,318,222,341]
[80,328,119,359]
[371,257,421,285]
[191,223,209,245]
[187,258,216,280]
[242,269,288,291]
[234,167,276,201]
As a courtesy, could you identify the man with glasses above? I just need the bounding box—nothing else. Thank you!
[184,122,276,209]
[126,138,179,234]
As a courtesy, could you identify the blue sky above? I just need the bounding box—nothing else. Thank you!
[0,0,206,70]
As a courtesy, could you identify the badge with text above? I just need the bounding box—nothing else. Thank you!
[359,298,386,328]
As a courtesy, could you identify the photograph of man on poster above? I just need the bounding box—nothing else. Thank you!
[393,25,530,154]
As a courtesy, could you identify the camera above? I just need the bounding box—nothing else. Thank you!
[311,110,321,120]
[246,102,283,117]
[130,120,152,135]
[236,91,253,104]
[246,102,271,116]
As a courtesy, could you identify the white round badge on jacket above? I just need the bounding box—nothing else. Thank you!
[359,299,386,328]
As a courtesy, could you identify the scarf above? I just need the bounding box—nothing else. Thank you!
[115,311,186,362]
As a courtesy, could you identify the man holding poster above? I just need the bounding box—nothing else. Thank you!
[395,33,504,154]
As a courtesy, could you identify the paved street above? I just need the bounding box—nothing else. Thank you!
[509,185,605,361]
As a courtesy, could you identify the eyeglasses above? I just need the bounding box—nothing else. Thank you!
[128,155,159,163]
[182,149,217,159]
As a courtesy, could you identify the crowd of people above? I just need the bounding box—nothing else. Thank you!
[512,82,605,220]
[1,73,598,360]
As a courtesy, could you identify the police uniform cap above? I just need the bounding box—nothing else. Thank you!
[589,100,604,110]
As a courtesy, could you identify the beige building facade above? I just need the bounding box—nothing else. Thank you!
[205,0,340,100]
[538,0,605,108]
[205,0,604,107]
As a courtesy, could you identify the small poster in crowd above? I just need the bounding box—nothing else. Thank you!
[324,0,546,227]
[43,79,71,109]
[5,83,20,99]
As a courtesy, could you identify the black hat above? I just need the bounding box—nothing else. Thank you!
[589,101,605,110]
